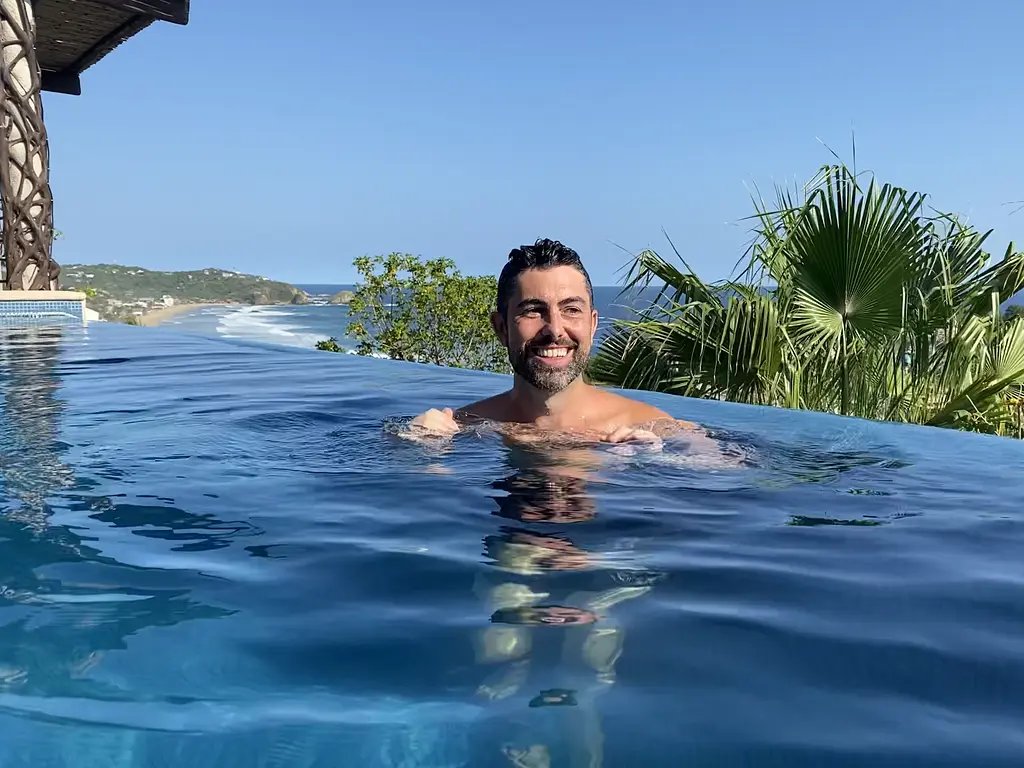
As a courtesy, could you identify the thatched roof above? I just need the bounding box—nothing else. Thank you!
[36,0,190,95]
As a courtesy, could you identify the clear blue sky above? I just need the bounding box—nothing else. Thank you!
[45,0,1024,286]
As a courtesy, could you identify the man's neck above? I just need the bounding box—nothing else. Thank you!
[509,375,590,424]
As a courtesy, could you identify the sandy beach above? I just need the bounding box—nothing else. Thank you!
[137,303,231,326]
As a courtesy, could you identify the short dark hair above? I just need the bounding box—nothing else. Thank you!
[496,238,594,318]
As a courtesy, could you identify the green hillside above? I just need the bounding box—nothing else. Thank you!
[60,264,307,320]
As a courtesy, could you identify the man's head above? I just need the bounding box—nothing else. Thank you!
[492,238,597,393]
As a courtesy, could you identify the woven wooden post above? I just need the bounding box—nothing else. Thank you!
[0,0,57,290]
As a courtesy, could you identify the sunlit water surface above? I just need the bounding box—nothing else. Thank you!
[1,323,1023,767]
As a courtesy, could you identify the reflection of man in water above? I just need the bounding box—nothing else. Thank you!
[474,472,653,694]
[408,238,720,453]
[490,462,598,525]
[473,454,658,767]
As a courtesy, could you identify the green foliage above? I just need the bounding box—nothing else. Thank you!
[591,162,1024,437]
[339,253,508,373]
[60,264,301,304]
[60,263,304,321]
[315,337,345,352]
[1004,304,1024,321]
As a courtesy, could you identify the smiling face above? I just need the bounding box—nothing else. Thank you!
[492,265,599,393]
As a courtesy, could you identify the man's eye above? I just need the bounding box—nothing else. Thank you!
[564,307,581,315]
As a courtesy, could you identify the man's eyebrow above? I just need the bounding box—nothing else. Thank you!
[516,296,587,308]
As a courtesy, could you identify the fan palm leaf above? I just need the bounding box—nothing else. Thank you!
[592,159,1024,437]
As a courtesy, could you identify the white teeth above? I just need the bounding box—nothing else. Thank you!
[536,348,569,358]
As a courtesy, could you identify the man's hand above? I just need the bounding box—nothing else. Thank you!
[600,425,664,450]
[409,407,460,436]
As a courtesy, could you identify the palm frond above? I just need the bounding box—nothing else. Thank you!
[596,159,1024,437]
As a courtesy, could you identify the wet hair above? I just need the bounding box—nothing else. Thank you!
[496,238,594,318]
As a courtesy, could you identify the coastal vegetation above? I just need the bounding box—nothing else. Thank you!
[60,264,307,321]
[589,163,1024,437]
[316,253,508,373]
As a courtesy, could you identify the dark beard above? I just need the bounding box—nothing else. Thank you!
[509,343,590,393]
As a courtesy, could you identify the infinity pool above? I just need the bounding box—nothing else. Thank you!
[1,322,1023,767]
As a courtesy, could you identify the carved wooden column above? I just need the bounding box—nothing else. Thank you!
[0,0,57,290]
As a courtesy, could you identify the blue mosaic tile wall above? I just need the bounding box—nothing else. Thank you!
[0,299,85,326]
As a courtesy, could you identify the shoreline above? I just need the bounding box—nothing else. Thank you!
[137,303,232,326]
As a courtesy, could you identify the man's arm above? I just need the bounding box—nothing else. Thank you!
[642,417,746,468]
[407,394,501,438]
[408,407,460,436]
[601,416,697,448]
[602,399,731,457]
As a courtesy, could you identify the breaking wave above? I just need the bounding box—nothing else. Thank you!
[215,307,330,350]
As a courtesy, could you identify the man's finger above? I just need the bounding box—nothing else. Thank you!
[602,426,632,443]
[631,429,661,442]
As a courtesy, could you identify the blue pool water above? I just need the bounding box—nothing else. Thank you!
[2,322,1024,766]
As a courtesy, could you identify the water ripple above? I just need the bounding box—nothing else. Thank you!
[0,324,1022,766]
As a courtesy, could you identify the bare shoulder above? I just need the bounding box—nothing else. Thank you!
[601,389,700,431]
[455,392,511,422]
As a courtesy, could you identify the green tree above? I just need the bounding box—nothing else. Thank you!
[332,253,509,373]
[591,162,1024,436]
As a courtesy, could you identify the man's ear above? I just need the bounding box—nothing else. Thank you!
[491,311,508,346]
[590,308,599,338]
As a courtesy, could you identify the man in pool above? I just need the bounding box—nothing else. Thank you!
[409,237,707,448]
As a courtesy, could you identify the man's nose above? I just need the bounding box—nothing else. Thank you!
[543,312,565,338]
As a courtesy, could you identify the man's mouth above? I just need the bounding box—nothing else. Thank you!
[533,347,571,359]
[529,345,576,367]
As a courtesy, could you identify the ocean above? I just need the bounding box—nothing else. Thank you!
[158,285,657,352]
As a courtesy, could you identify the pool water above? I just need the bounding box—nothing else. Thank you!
[1,323,1023,767]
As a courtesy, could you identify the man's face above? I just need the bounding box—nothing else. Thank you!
[492,266,598,393]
